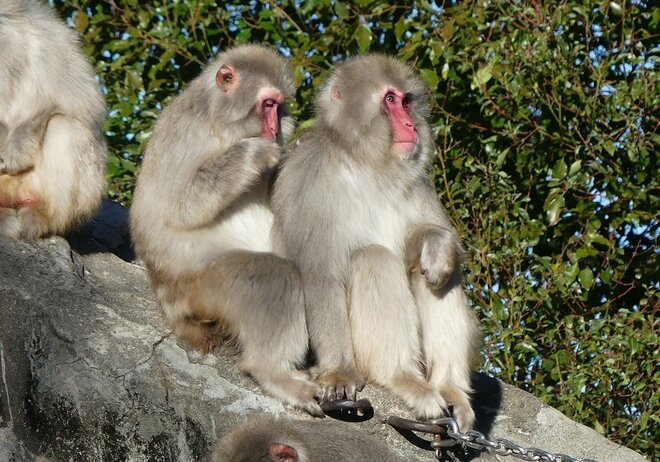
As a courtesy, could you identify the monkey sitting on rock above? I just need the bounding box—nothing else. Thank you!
[273,54,480,430]
[130,44,323,417]
[213,417,404,462]
[0,0,107,239]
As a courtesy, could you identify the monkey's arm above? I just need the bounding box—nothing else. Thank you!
[0,109,54,175]
[169,137,280,230]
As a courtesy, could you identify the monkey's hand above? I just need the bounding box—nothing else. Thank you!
[315,369,365,403]
[0,134,40,175]
[241,137,282,172]
[419,230,462,290]
[406,225,463,290]
[0,112,54,175]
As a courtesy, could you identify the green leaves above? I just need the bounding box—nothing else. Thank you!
[354,25,372,52]
[544,192,565,226]
[471,64,493,91]
[578,268,594,290]
[53,1,659,457]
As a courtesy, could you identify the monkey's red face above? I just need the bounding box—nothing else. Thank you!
[383,88,418,155]
[258,87,284,139]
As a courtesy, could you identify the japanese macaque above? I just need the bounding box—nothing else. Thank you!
[272,55,480,430]
[129,44,322,416]
[0,0,107,239]
[212,417,404,462]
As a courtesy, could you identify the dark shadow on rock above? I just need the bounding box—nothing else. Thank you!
[471,372,503,437]
[387,372,503,461]
[66,200,136,262]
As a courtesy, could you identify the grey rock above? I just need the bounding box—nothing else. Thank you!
[0,203,648,462]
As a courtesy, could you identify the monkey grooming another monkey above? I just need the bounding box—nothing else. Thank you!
[273,55,480,429]
[0,0,107,239]
[213,417,404,462]
[130,44,322,416]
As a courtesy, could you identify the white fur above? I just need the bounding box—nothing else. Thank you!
[137,194,274,277]
[0,0,106,238]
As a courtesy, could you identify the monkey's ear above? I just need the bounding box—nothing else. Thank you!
[331,85,341,100]
[269,442,299,462]
[216,64,238,92]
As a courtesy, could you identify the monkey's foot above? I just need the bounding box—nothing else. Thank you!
[250,370,324,418]
[450,401,475,432]
[406,389,449,421]
[0,208,21,239]
[389,375,449,420]
[442,388,475,431]
[315,369,365,403]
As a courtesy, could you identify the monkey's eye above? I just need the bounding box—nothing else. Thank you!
[385,93,395,104]
[402,95,411,109]
[264,98,277,108]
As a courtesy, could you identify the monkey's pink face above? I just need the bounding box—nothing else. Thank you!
[257,87,284,139]
[383,88,418,157]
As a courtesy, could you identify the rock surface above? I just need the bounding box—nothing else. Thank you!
[0,202,648,462]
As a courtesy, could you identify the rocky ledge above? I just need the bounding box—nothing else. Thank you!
[0,202,647,461]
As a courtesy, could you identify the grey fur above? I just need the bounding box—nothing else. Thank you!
[0,0,107,238]
[212,417,404,462]
[129,44,322,416]
[272,55,480,429]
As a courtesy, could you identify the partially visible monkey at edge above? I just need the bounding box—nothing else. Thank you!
[213,417,404,462]
[272,55,480,429]
[129,44,323,416]
[0,0,107,239]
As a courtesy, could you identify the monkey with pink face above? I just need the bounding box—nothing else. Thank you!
[273,55,480,429]
[130,44,322,417]
[213,417,404,462]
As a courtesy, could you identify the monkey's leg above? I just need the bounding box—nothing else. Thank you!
[174,251,324,417]
[348,245,449,419]
[0,208,21,239]
[302,272,365,403]
[9,114,106,238]
[411,271,479,430]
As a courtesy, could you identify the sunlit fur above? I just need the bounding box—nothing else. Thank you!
[273,54,480,429]
[0,0,107,239]
[129,44,322,416]
[213,417,404,462]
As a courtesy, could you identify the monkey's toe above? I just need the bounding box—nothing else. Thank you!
[315,370,365,403]
[298,400,325,418]
[450,402,476,431]
[407,389,449,420]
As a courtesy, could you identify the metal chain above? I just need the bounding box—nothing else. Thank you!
[387,416,598,462]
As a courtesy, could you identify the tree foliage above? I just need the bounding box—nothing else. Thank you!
[52,0,658,458]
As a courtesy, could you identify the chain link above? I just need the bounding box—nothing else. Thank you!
[387,416,598,462]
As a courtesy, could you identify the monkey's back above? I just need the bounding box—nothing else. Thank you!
[130,100,276,280]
